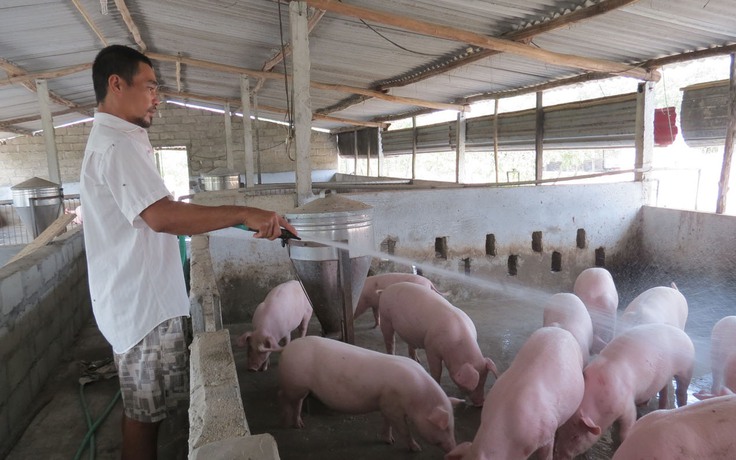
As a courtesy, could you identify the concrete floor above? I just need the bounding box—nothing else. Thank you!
[5,265,728,459]
[229,265,728,460]
[4,318,188,460]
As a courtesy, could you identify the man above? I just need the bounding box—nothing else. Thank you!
[80,44,297,460]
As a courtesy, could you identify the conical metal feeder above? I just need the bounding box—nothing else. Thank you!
[11,177,63,238]
[285,193,374,343]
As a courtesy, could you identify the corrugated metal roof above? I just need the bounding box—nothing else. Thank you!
[1,0,735,139]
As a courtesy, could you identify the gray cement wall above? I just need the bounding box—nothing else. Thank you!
[0,227,92,457]
[204,181,646,324]
[0,104,338,200]
[639,205,736,281]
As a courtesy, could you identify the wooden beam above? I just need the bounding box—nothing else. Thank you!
[0,104,96,132]
[113,0,147,52]
[305,0,657,81]
[463,44,736,106]
[0,63,92,88]
[0,125,34,136]
[0,58,94,117]
[253,7,326,93]
[148,52,465,112]
[716,53,736,214]
[310,81,466,112]
[645,44,736,68]
[71,0,109,46]
[4,214,76,267]
[159,90,387,128]
[380,0,644,89]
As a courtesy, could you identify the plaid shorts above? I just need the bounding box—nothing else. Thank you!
[113,316,190,423]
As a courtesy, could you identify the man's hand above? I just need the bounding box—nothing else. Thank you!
[242,207,298,241]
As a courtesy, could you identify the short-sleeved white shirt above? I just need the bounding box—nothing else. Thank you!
[80,112,189,353]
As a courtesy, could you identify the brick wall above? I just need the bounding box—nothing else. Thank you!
[0,228,92,457]
[0,103,339,190]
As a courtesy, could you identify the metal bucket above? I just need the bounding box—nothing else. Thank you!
[201,168,241,191]
[286,193,374,342]
[11,177,63,238]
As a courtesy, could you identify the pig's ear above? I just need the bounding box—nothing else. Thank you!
[484,357,498,378]
[453,363,480,390]
[427,406,450,430]
[258,336,283,352]
[581,415,602,436]
[236,332,252,348]
[445,442,472,460]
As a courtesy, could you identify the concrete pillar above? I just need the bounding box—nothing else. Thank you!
[376,128,384,177]
[224,102,234,171]
[240,76,256,188]
[535,91,544,182]
[635,81,655,182]
[716,53,736,214]
[36,79,61,184]
[290,1,313,206]
[456,111,467,183]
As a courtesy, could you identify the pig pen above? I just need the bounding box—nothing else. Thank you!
[192,181,736,459]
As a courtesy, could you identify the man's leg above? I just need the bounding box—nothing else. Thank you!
[114,317,189,460]
[121,414,161,460]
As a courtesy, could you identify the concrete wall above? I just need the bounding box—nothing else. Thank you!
[204,181,646,324]
[639,205,736,281]
[0,227,92,457]
[187,234,280,459]
[0,103,338,200]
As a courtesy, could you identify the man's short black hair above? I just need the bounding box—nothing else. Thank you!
[92,45,153,104]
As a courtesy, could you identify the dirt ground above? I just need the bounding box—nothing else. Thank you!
[229,266,726,460]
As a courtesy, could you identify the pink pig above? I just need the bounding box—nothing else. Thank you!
[573,267,618,354]
[618,284,688,334]
[277,335,458,453]
[378,282,497,407]
[445,327,584,460]
[353,273,449,328]
[235,280,312,371]
[554,323,694,459]
[543,293,594,364]
[611,395,736,459]
[695,316,736,400]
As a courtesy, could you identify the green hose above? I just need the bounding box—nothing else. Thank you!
[73,383,121,460]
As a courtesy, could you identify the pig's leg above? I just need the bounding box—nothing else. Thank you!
[612,404,637,448]
[380,320,397,355]
[372,305,381,328]
[658,383,670,410]
[297,312,311,338]
[712,367,724,394]
[278,388,308,428]
[675,372,692,407]
[380,417,394,445]
[408,345,421,363]
[381,408,421,452]
[427,352,443,384]
[536,442,553,460]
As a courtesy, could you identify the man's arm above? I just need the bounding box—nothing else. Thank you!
[140,197,297,240]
